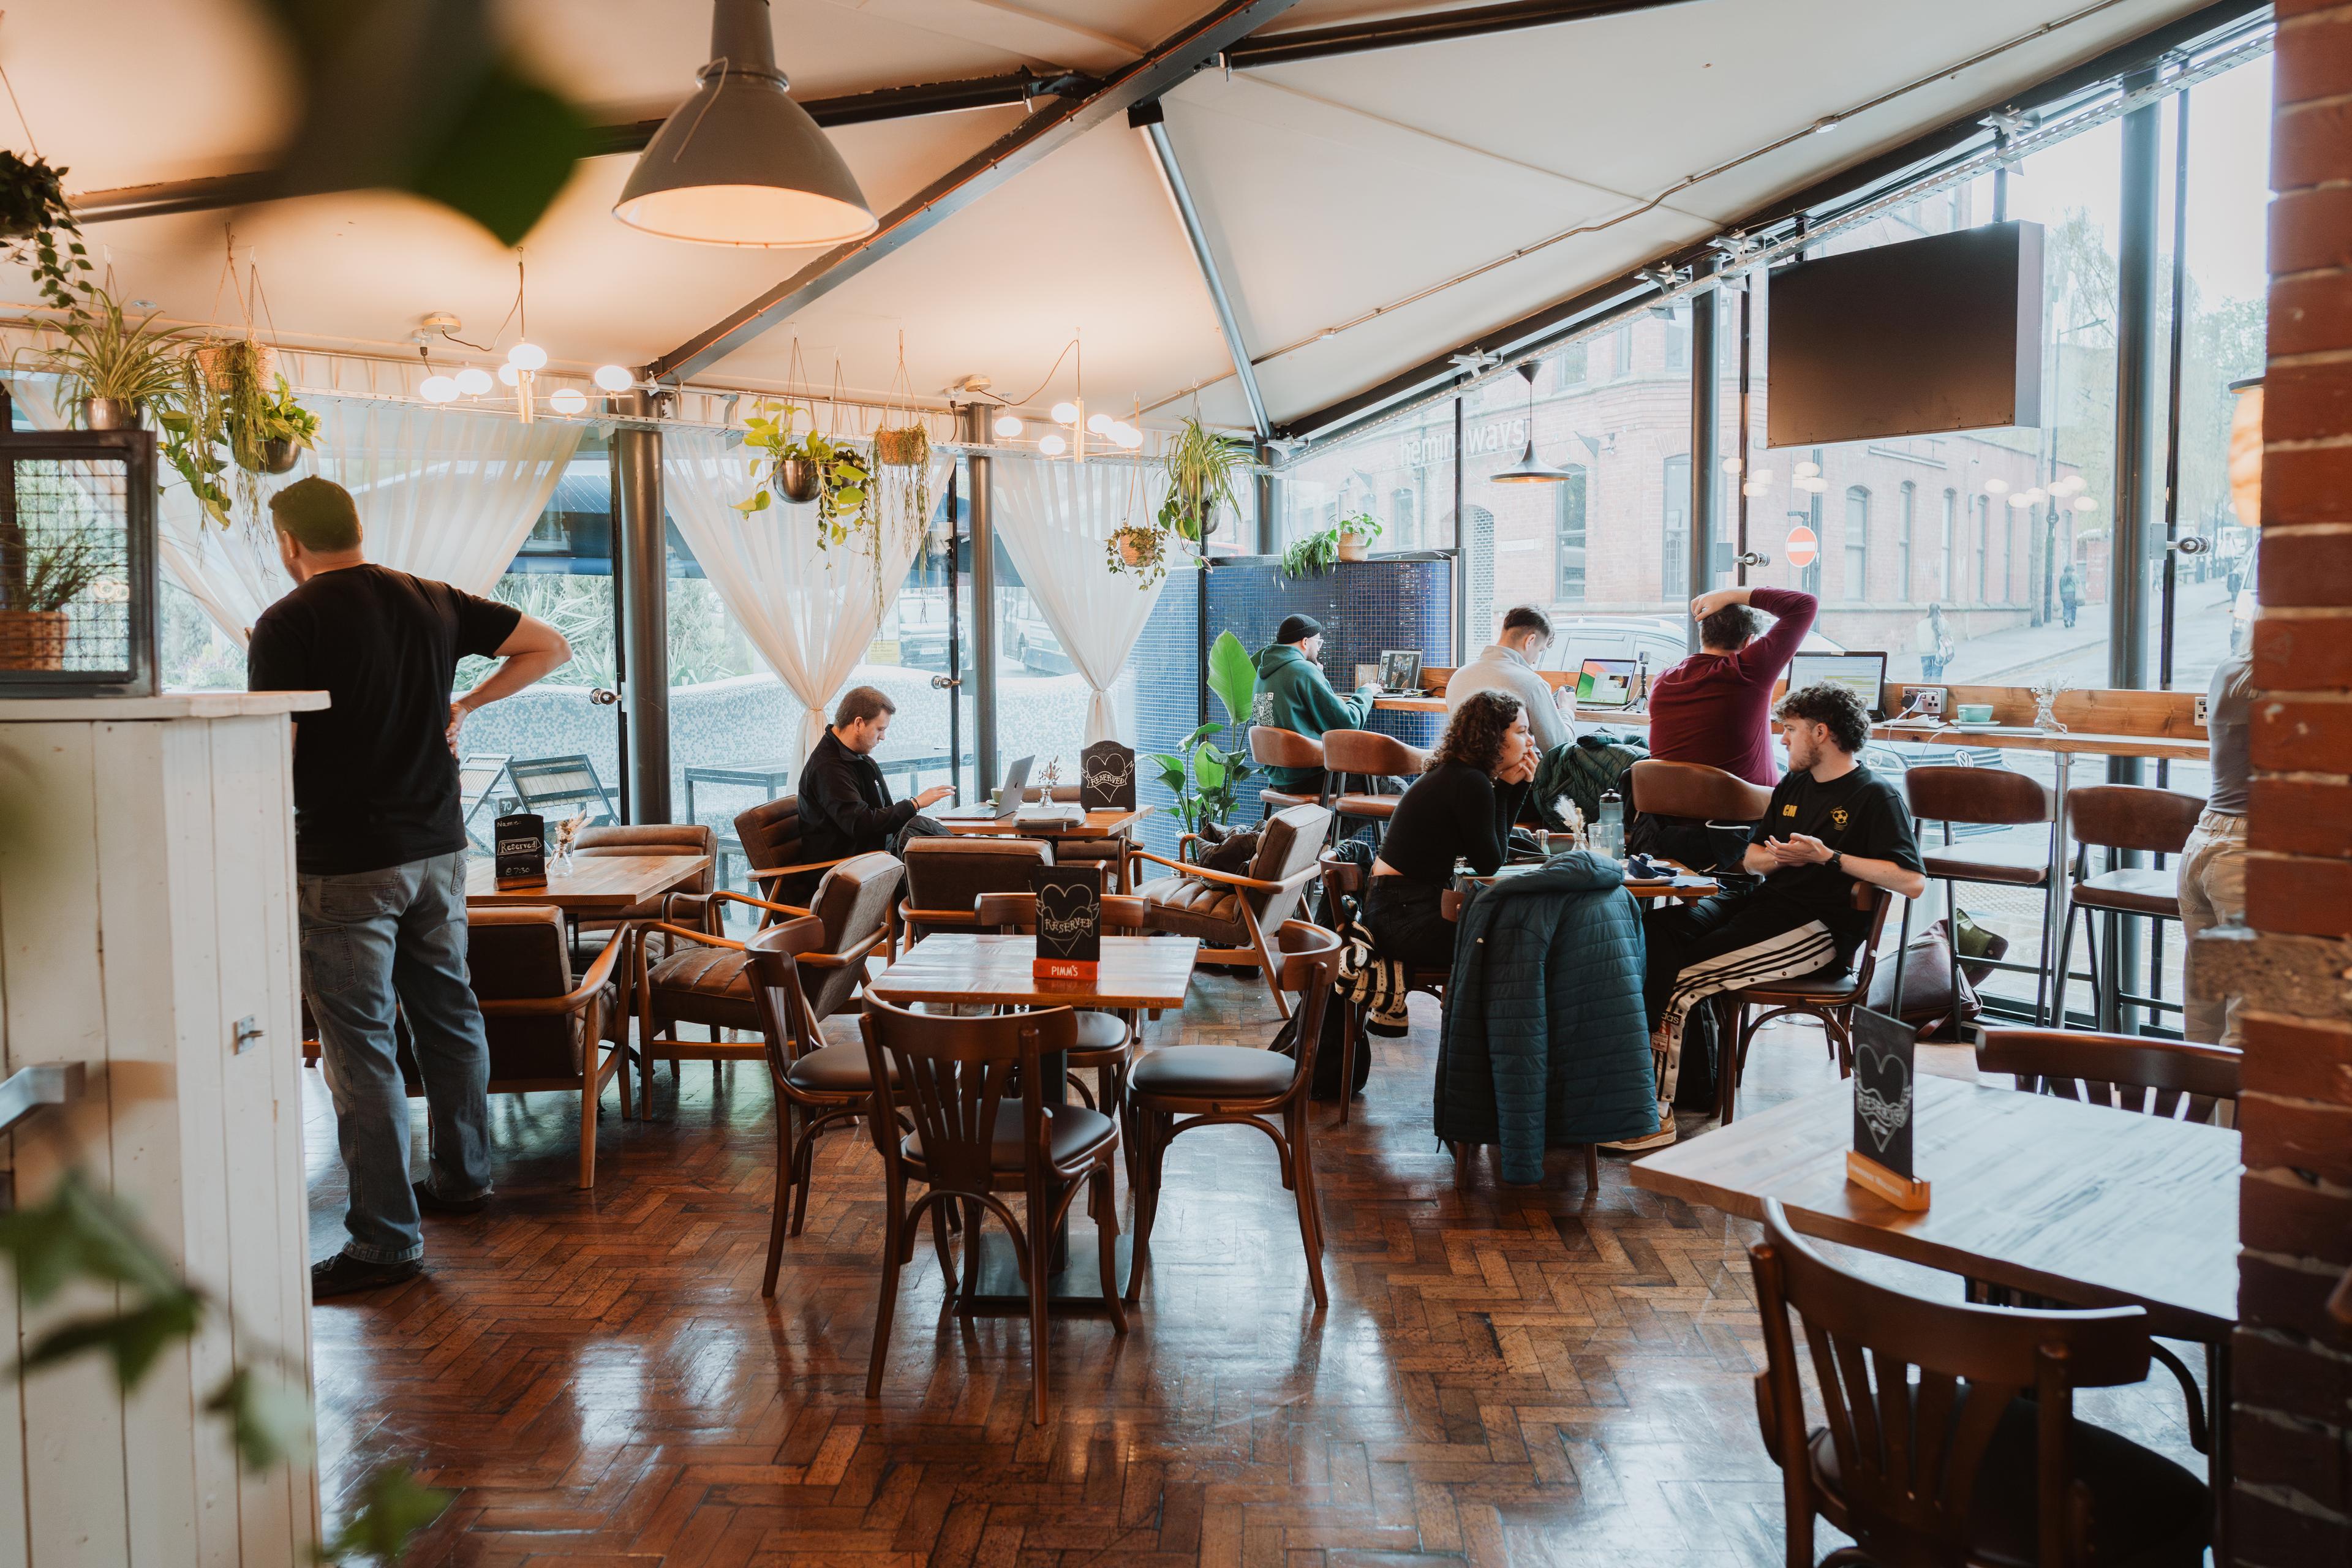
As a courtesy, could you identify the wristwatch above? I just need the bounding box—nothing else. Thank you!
[1826,850,1844,873]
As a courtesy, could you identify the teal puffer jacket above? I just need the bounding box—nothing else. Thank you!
[1433,851,1658,1181]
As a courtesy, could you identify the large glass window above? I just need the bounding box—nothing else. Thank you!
[1844,486,1871,599]
[1275,407,1454,556]
[1898,482,1917,598]
[1554,467,1589,601]
[1663,454,1691,601]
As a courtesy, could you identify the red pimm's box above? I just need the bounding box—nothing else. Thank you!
[1032,957,1099,981]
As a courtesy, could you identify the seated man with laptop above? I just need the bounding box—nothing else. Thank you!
[1446,605,1576,752]
[799,686,955,863]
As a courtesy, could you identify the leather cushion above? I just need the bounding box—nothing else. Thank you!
[1070,1011,1129,1053]
[1335,793,1400,819]
[1925,842,2049,887]
[1260,789,1317,810]
[783,1039,883,1095]
[2073,865,2181,918]
[1809,1393,2207,1568]
[1131,1044,1295,1101]
[903,1102,1117,1171]
[647,944,759,1031]
[1143,875,1247,943]
[1741,964,1858,1000]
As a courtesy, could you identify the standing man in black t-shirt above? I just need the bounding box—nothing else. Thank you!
[1605,682,1925,1152]
[247,478,570,1297]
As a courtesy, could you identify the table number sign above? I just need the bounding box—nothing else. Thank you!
[1079,741,1137,811]
[1029,865,1101,980]
[494,812,548,890]
[1845,949,1930,1210]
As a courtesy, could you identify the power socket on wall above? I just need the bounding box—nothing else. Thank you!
[1901,685,1948,717]
[2193,693,2209,727]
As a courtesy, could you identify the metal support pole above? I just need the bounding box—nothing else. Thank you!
[1687,269,1719,653]
[1452,394,1468,663]
[960,402,1001,790]
[1735,279,1752,584]
[1254,440,1278,556]
[1137,108,1272,444]
[613,390,671,823]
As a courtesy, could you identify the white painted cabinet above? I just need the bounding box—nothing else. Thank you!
[0,693,325,1568]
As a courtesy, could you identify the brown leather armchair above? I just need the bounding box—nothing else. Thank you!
[897,835,1053,954]
[466,907,630,1188]
[1133,803,1332,1017]
[1020,784,1131,889]
[734,794,849,913]
[630,851,905,1107]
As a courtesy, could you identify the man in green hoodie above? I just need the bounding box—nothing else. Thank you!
[1253,614,1379,797]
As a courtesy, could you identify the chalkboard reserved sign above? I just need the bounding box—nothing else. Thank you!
[494,812,547,889]
[1845,1001,1930,1210]
[1079,741,1137,811]
[1029,865,1102,980]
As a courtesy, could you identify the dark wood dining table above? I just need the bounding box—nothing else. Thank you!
[1630,1072,2241,1544]
[867,932,1200,1307]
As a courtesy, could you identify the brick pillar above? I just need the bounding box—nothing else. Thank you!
[2196,6,2352,1562]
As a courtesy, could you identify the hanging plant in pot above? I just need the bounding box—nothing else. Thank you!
[0,149,96,315]
[27,282,186,433]
[1158,415,1249,544]
[872,334,933,543]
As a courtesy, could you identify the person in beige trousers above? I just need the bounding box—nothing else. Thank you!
[2181,650,2253,1046]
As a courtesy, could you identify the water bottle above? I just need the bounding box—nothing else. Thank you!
[1596,788,1625,861]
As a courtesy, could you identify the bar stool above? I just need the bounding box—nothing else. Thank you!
[1249,726,1327,819]
[1902,766,2058,1028]
[1626,760,1771,870]
[2057,784,2206,1033]
[1321,729,1427,845]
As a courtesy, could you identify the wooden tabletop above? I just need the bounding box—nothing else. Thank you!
[939,807,1154,837]
[1630,1074,2240,1339]
[464,853,708,911]
[869,933,1200,1010]
[1872,723,2210,761]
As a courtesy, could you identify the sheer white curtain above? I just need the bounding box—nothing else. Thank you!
[993,458,1174,744]
[7,383,579,646]
[666,428,947,757]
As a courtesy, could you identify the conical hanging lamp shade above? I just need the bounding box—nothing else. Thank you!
[614,0,878,247]
[1489,363,1572,483]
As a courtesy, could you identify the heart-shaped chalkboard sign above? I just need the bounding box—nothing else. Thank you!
[1079,741,1137,811]
[1029,866,1101,976]
[1850,1008,1917,1180]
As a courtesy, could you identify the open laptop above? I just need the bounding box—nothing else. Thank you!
[1377,649,1423,693]
[936,755,1035,821]
[1787,651,1890,720]
[1575,658,1641,709]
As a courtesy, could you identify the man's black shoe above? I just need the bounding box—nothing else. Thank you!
[413,1180,489,1216]
[310,1253,420,1300]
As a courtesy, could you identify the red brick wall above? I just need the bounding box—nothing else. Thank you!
[2233,4,2352,1561]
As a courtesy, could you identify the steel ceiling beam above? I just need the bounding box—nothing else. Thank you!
[1223,0,1702,70]
[67,70,1098,225]
[1276,0,2269,443]
[644,0,1303,385]
[1133,102,1268,439]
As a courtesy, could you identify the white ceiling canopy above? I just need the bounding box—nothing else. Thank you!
[4,0,2241,435]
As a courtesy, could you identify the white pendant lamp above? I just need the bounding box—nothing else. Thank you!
[614,0,878,247]
[1490,363,1573,483]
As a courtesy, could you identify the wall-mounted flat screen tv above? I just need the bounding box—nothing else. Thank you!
[1766,220,2043,447]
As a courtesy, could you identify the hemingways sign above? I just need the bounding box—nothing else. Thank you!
[1029,865,1102,980]
[1399,416,1529,470]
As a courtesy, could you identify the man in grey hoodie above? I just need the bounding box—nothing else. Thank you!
[1447,605,1576,752]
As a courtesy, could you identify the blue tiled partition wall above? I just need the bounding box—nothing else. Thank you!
[1127,564,1202,859]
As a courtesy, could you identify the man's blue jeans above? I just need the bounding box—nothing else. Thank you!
[300,851,494,1265]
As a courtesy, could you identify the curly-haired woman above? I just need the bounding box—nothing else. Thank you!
[1365,690,1537,967]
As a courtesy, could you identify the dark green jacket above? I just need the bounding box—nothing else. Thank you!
[1434,853,1658,1180]
[1251,643,1372,790]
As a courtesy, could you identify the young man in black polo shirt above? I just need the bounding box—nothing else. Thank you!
[1607,682,1926,1152]
[247,478,571,1297]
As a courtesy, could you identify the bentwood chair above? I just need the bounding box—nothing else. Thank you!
[1719,883,1894,1126]
[1135,803,1332,1018]
[1975,1027,2242,1458]
[1249,726,1327,817]
[1750,1198,2210,1568]
[1905,766,2059,1029]
[1320,729,1427,845]
[1125,922,1343,1308]
[895,835,1052,954]
[859,999,1125,1425]
[464,908,630,1188]
[1625,760,1771,870]
[973,893,1150,1167]
[1317,852,1449,1125]
[2056,784,2206,1033]
[631,852,903,1107]
[744,916,893,1289]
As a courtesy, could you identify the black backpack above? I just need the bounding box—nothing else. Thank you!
[1270,984,1368,1101]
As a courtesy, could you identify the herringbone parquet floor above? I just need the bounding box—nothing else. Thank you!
[303,977,2201,1567]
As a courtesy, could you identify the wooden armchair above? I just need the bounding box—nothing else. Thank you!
[734,794,851,916]
[466,908,630,1188]
[631,851,905,1109]
[896,835,1052,954]
[1132,803,1332,1018]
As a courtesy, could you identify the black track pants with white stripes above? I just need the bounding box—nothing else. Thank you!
[1642,890,1841,1104]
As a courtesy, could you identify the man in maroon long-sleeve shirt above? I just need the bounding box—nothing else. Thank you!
[1643,586,1819,786]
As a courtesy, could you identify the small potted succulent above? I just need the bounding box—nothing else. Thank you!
[0,529,107,671]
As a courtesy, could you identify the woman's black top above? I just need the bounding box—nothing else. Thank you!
[1376,761,1530,886]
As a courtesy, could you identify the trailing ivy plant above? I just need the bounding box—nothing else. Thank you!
[0,149,96,314]
[0,1169,450,1562]
[1104,521,1172,586]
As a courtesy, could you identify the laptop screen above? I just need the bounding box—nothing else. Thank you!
[1576,658,1640,708]
[1378,650,1422,692]
[1787,652,1888,718]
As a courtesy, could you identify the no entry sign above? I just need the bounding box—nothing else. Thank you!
[1784,524,1820,570]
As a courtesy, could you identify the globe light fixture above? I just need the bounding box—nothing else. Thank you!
[993,413,1022,439]
[1050,401,1080,426]
[1794,460,1821,478]
[593,364,635,393]
[1721,456,1744,474]
[507,341,548,372]
[1038,433,1067,456]
[1490,363,1574,484]
[1742,479,1770,497]
[419,375,459,404]
[549,387,588,415]
[1087,412,1115,435]
[1985,477,2010,494]
[2073,494,2100,513]
[613,0,877,247]
[2022,486,2048,503]
[455,366,494,396]
[2007,490,2034,508]
[497,364,522,387]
